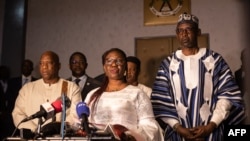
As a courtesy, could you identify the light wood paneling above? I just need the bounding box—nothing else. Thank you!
[135,34,209,87]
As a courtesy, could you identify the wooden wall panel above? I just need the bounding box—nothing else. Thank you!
[135,34,209,87]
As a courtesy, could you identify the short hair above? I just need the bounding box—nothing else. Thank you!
[22,59,34,67]
[69,52,87,63]
[41,51,60,64]
[126,56,141,72]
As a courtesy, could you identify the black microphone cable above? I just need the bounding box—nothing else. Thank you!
[10,121,22,137]
[3,121,33,141]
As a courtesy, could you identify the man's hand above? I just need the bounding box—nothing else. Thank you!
[175,124,195,140]
[188,122,217,139]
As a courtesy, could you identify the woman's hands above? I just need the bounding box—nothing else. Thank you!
[112,124,128,137]
[112,124,136,141]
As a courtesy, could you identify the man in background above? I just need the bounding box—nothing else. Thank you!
[68,52,101,101]
[235,48,246,96]
[7,59,38,114]
[0,65,10,140]
[235,48,250,124]
[4,59,38,138]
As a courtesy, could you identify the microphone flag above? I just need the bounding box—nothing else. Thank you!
[21,100,62,123]
[76,102,90,135]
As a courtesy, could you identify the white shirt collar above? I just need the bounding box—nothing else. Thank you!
[72,75,87,88]
[22,75,32,81]
[72,75,87,81]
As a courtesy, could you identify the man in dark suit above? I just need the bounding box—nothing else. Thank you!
[7,59,38,112]
[5,59,37,137]
[0,65,10,140]
[94,73,105,83]
[68,52,101,101]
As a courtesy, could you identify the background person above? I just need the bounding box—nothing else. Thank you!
[0,65,11,140]
[126,56,152,98]
[7,59,38,115]
[67,52,101,101]
[85,48,163,141]
[3,59,38,138]
[151,12,245,141]
[235,48,250,124]
[235,48,246,96]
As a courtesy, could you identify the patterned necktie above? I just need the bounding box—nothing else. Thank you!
[75,78,81,86]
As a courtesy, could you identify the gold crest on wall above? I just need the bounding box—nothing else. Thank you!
[144,0,191,26]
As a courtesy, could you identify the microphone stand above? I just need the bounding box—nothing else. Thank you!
[37,117,43,135]
[60,94,66,139]
[34,117,44,139]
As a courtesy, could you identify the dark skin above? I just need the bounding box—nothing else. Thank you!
[174,22,217,140]
[77,49,133,139]
[69,53,88,78]
[22,60,34,77]
[103,51,128,91]
[176,22,201,55]
[126,61,139,86]
[176,122,216,141]
[39,51,61,84]
[103,50,138,140]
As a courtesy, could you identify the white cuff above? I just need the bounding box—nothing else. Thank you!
[210,99,232,126]
[161,117,179,128]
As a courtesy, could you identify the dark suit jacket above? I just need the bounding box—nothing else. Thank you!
[68,75,101,101]
[0,84,6,113]
[235,67,245,95]
[2,76,37,138]
[0,84,7,141]
[94,73,105,83]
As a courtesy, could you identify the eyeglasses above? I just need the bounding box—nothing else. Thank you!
[176,27,195,34]
[71,60,85,65]
[105,58,124,66]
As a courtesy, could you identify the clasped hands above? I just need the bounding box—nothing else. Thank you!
[112,124,136,141]
[175,122,217,141]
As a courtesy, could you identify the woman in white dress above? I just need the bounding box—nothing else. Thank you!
[85,48,163,141]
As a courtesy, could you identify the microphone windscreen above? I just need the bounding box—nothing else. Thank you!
[57,96,71,108]
[40,102,55,120]
[76,102,89,118]
[51,100,62,113]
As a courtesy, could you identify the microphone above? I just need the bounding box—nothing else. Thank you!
[76,102,90,135]
[57,95,71,108]
[21,100,62,123]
